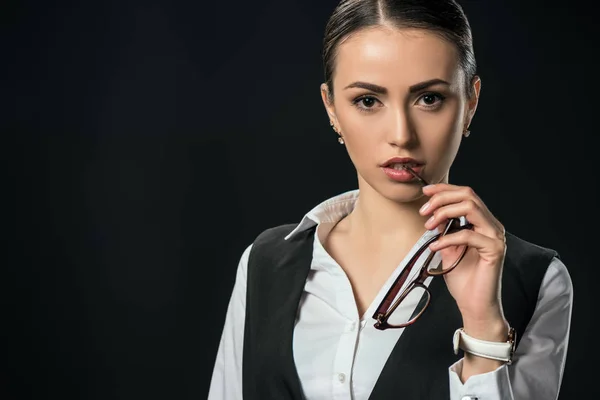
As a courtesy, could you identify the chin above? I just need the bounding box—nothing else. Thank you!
[381,185,426,204]
[362,178,426,204]
[358,169,431,202]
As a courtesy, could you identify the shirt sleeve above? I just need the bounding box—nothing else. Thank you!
[207,244,252,400]
[448,256,573,400]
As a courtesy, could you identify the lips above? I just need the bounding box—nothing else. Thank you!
[380,156,426,183]
[387,163,418,171]
[381,157,424,168]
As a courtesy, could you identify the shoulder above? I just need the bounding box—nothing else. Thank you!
[503,230,561,282]
[233,224,300,282]
[500,231,572,338]
[252,223,299,246]
[246,223,305,268]
[502,230,563,305]
[505,230,560,264]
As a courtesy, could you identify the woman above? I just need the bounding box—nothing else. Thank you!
[208,0,572,399]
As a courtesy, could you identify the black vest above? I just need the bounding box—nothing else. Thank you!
[242,223,559,399]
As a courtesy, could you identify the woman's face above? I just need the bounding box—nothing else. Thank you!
[321,26,480,203]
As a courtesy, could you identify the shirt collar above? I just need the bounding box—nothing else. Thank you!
[284,189,360,241]
[284,188,467,241]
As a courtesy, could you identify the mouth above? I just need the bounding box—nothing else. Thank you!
[381,157,424,169]
[384,162,421,170]
[380,158,428,184]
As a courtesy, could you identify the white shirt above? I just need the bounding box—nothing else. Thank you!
[208,189,573,400]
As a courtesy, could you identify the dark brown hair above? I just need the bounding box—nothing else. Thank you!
[323,0,477,102]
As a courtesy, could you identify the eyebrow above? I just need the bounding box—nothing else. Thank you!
[344,78,451,94]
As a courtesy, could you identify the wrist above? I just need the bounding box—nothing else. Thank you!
[463,318,509,342]
[461,308,508,342]
[454,322,516,365]
[455,324,516,382]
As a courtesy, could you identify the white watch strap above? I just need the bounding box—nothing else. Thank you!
[453,327,516,364]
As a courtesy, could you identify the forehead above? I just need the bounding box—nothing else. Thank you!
[334,26,462,89]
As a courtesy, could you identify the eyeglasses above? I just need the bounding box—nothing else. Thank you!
[372,166,474,330]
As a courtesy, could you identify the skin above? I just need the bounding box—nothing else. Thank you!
[320,26,509,383]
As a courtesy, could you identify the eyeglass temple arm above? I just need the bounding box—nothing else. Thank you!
[372,236,435,320]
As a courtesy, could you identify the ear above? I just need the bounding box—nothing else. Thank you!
[320,83,339,131]
[464,76,481,131]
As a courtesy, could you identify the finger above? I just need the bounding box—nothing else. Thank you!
[424,200,498,239]
[429,229,505,263]
[422,183,464,195]
[420,188,483,216]
[422,185,505,237]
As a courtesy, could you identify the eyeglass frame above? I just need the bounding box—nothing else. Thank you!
[372,166,474,331]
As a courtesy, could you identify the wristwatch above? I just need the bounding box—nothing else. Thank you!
[453,326,516,364]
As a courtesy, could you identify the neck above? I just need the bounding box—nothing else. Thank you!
[345,174,449,248]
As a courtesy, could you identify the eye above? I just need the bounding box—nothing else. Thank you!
[352,95,381,113]
[416,92,446,110]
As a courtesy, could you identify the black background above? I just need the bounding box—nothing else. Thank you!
[3,0,597,398]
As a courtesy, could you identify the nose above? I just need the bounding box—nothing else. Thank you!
[386,108,417,148]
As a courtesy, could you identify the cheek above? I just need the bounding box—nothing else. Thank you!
[344,125,378,162]
[413,103,462,132]
[414,108,464,160]
[339,106,369,132]
[337,105,378,144]
[337,114,381,168]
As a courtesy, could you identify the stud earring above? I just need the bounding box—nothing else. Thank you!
[464,129,471,137]
[338,135,345,144]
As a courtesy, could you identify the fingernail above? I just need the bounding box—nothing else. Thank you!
[419,202,430,214]
[423,185,434,191]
